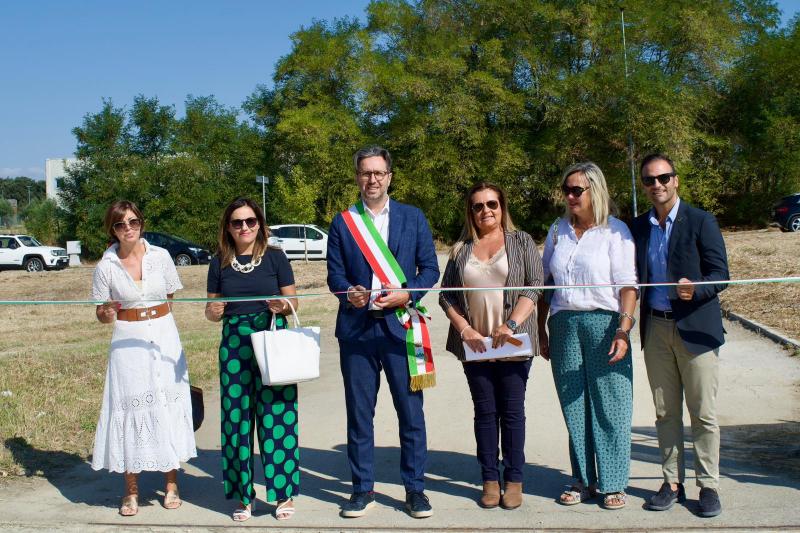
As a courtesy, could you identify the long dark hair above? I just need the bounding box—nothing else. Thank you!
[216,197,271,268]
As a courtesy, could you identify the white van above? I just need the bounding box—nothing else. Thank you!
[268,224,328,260]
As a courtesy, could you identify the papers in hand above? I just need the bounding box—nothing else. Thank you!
[463,333,533,361]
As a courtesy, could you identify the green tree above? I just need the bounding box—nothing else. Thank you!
[21,199,62,245]
[244,18,367,224]
[0,177,46,209]
[0,198,12,227]
[709,16,800,223]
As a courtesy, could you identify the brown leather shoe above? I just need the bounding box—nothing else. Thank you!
[501,482,523,510]
[479,481,501,508]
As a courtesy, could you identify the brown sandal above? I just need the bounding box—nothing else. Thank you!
[119,494,138,516]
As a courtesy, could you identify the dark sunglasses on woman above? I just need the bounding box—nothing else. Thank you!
[471,200,500,213]
[112,218,142,232]
[641,172,676,187]
[229,217,259,230]
[561,185,590,198]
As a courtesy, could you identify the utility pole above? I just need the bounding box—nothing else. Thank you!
[621,7,638,217]
[26,184,32,205]
[256,175,269,216]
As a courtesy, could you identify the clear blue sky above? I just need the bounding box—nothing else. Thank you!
[1,0,798,180]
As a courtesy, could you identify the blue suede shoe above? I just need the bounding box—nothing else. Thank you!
[340,491,376,518]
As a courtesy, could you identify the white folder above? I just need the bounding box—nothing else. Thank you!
[463,333,533,361]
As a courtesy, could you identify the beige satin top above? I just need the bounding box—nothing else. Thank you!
[463,247,508,337]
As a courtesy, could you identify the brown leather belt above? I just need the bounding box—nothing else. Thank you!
[117,302,171,322]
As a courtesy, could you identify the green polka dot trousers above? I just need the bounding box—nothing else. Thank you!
[548,309,632,494]
[219,312,300,504]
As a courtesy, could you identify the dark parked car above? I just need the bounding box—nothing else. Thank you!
[143,232,211,266]
[773,193,800,232]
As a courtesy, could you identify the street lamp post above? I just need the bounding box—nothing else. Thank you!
[621,7,638,217]
[255,175,269,216]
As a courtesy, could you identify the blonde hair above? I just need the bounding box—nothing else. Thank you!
[561,161,615,227]
[450,182,516,259]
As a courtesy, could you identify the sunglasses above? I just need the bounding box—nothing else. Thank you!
[561,185,590,198]
[112,218,142,232]
[229,217,259,230]
[641,172,676,186]
[471,200,500,213]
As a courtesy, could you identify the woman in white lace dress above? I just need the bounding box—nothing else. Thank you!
[91,200,197,516]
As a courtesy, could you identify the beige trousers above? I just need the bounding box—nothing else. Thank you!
[643,315,720,488]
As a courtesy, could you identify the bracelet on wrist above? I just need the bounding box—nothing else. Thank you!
[619,311,636,327]
[459,324,472,338]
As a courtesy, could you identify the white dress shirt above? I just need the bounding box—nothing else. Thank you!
[542,216,637,316]
[364,199,390,309]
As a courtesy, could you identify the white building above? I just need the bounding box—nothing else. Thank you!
[45,158,77,201]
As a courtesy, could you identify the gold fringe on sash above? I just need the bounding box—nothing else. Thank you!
[410,372,436,391]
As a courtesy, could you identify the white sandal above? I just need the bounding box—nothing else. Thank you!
[232,500,254,522]
[275,498,295,520]
[558,485,597,506]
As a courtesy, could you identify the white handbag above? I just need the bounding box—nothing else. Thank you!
[251,299,321,386]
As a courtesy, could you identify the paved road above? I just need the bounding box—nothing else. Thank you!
[1,256,799,531]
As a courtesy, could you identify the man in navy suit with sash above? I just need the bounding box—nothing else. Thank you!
[630,153,729,518]
[327,146,440,519]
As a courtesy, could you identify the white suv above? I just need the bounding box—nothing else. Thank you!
[268,224,328,260]
[0,234,68,272]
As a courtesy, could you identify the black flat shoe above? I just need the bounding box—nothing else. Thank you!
[405,491,433,518]
[648,482,686,511]
[698,487,721,517]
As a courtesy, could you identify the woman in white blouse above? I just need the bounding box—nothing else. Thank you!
[91,201,197,517]
[537,162,637,510]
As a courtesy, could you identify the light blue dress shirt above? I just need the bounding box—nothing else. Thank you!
[646,198,681,311]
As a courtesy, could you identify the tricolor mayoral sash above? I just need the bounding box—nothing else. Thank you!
[341,200,436,391]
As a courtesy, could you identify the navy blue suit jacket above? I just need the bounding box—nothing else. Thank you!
[629,200,730,355]
[327,199,440,343]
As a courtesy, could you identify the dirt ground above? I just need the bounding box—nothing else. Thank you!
[720,228,800,343]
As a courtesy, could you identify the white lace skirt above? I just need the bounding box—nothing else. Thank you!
[91,313,197,473]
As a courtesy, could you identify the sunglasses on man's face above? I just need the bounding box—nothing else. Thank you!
[229,217,259,230]
[112,218,142,232]
[471,200,500,213]
[641,172,676,187]
[561,185,590,198]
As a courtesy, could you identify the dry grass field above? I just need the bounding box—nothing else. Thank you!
[0,229,797,478]
[0,260,332,478]
[720,228,800,343]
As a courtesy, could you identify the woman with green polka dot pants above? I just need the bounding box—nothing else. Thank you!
[206,197,301,521]
[219,312,300,506]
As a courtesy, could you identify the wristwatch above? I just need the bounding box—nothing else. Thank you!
[505,319,518,332]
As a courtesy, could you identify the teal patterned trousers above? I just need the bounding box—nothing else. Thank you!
[548,309,632,493]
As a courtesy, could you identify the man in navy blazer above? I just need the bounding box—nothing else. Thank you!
[629,153,729,518]
[327,146,440,519]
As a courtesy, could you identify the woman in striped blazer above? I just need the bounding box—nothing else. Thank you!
[439,182,543,511]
